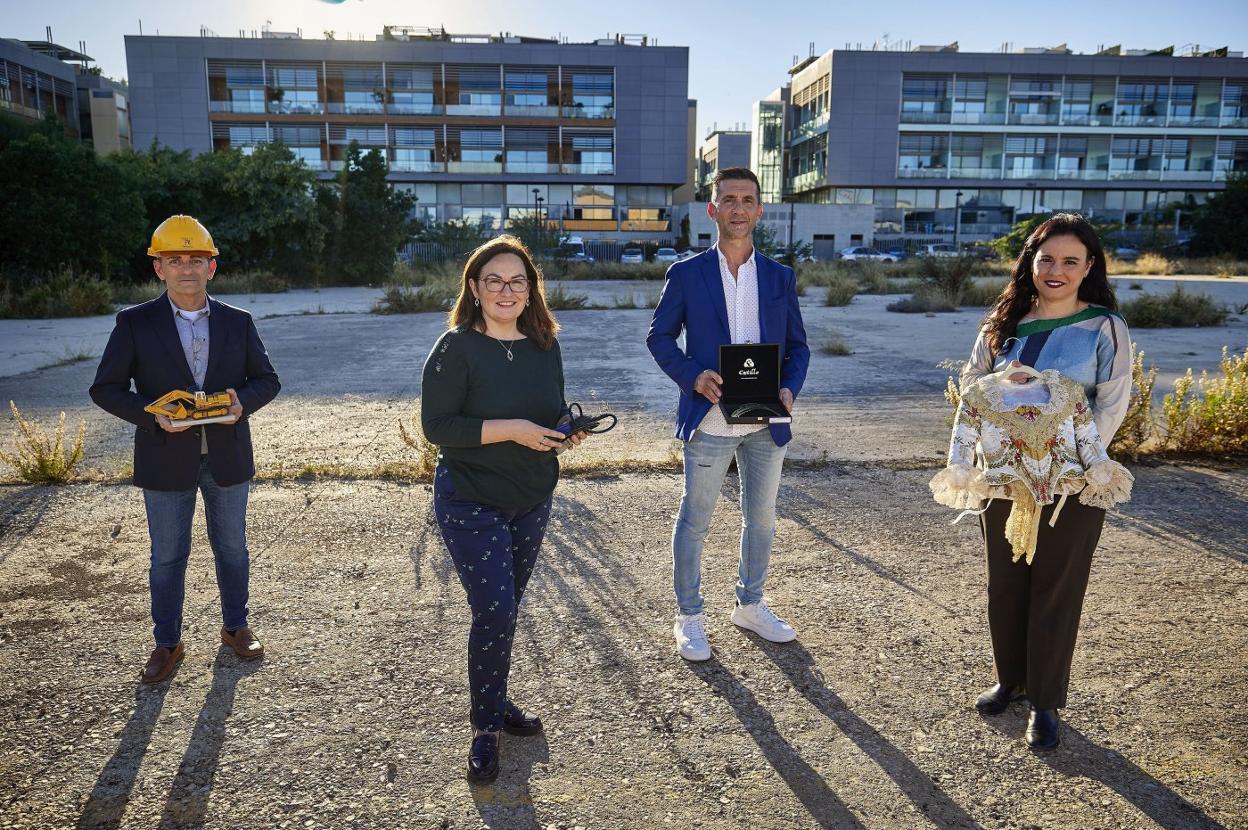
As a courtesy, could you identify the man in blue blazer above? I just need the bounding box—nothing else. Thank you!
[90,215,281,684]
[647,168,809,661]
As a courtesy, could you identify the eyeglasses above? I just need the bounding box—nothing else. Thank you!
[478,276,530,294]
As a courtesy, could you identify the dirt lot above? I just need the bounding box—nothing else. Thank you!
[1,300,1246,829]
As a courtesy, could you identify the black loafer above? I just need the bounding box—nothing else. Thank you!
[502,702,543,737]
[975,683,1026,715]
[467,732,500,782]
[1025,706,1060,751]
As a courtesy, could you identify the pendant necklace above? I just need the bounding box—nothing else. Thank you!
[493,336,517,361]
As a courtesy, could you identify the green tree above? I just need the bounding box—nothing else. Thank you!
[419,218,489,258]
[325,142,416,283]
[1191,172,1248,259]
[507,214,561,260]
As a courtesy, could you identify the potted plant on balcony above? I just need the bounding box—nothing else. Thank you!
[267,86,285,111]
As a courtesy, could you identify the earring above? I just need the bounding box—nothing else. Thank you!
[474,297,480,307]
[525,299,530,307]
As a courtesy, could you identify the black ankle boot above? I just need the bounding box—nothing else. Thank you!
[467,732,500,782]
[1025,706,1060,751]
[502,702,543,737]
[974,683,1026,715]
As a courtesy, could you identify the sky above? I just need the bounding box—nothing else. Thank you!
[10,0,1248,141]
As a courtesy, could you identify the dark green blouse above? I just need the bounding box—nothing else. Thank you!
[420,327,565,510]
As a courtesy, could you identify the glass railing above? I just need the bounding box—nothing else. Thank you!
[447,160,503,173]
[621,220,671,232]
[505,162,561,174]
[388,102,444,115]
[896,167,950,178]
[789,170,826,191]
[390,160,445,172]
[562,162,614,175]
[1004,168,1056,179]
[951,112,1006,125]
[503,104,561,118]
[1221,116,1248,128]
[1056,169,1108,181]
[1059,113,1114,127]
[445,104,500,117]
[562,105,614,119]
[898,111,951,124]
[1168,115,1219,127]
[209,100,266,113]
[269,101,325,115]
[1008,112,1060,125]
[788,112,830,143]
[948,167,1002,179]
[1114,114,1166,127]
[1108,169,1162,180]
[326,102,384,115]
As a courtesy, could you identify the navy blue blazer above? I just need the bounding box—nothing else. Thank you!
[646,248,809,444]
[89,293,281,491]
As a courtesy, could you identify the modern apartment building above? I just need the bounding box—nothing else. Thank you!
[0,38,81,140]
[694,128,751,200]
[761,43,1248,245]
[125,28,691,241]
[750,87,789,203]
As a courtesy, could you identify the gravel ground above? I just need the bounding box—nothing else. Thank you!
[0,461,1245,830]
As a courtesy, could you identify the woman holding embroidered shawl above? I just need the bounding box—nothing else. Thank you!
[931,213,1134,751]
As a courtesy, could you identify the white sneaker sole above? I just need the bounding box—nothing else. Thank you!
[676,641,712,661]
[730,610,797,643]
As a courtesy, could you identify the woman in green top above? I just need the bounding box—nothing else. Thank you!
[420,235,589,783]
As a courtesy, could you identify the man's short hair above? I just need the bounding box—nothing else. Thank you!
[712,167,761,201]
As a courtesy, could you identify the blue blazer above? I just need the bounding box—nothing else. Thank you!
[646,248,809,445]
[89,293,281,491]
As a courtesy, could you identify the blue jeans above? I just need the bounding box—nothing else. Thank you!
[143,457,251,647]
[434,465,553,732]
[673,429,787,616]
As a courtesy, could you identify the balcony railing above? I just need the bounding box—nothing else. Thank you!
[1108,169,1163,180]
[1008,112,1060,126]
[951,112,1007,125]
[1221,116,1248,128]
[445,104,500,117]
[789,170,827,191]
[561,162,614,175]
[948,167,1002,179]
[388,102,444,115]
[447,160,503,174]
[209,100,266,114]
[1056,168,1108,181]
[1168,115,1220,127]
[503,104,561,118]
[269,101,325,115]
[562,105,614,119]
[327,102,384,115]
[1059,113,1114,127]
[505,161,561,174]
[899,111,951,125]
[896,167,950,178]
[390,160,446,172]
[1114,114,1166,127]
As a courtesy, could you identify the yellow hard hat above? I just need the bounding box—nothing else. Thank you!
[147,215,219,257]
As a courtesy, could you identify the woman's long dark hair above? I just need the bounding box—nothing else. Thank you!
[982,212,1116,356]
[448,234,559,350]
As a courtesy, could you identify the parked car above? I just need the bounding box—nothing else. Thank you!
[839,246,898,263]
[1113,245,1140,262]
[919,243,960,258]
[620,247,645,264]
[884,247,908,261]
[964,245,999,261]
[654,247,681,264]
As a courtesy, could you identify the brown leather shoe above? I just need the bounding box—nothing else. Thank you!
[141,643,185,684]
[221,626,264,661]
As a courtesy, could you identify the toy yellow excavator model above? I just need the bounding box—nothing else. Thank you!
[144,390,234,424]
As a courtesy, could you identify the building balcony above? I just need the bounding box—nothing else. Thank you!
[899,111,951,125]
[447,160,503,174]
[563,219,619,231]
[269,101,325,115]
[562,105,614,119]
[951,112,1007,125]
[562,162,614,175]
[621,219,671,232]
[505,161,561,174]
[788,112,829,143]
[1168,116,1220,127]
[1221,116,1248,128]
[1055,169,1109,181]
[948,167,1002,179]
[1108,169,1163,180]
[503,104,561,118]
[209,100,266,114]
[390,160,446,172]
[1005,167,1057,179]
[789,169,827,191]
[896,167,950,179]
[445,104,501,117]
[1114,114,1166,127]
[388,102,444,115]
[327,102,385,115]
[1059,114,1114,127]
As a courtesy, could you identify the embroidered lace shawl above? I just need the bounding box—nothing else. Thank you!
[930,369,1133,563]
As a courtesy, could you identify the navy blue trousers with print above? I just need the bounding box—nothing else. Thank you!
[434,465,553,732]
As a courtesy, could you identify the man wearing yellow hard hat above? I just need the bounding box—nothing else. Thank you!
[90,215,281,684]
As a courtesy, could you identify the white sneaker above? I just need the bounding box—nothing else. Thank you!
[673,613,712,661]
[731,600,797,643]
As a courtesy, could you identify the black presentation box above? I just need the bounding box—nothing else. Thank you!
[717,343,792,424]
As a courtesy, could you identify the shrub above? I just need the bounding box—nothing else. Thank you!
[1109,346,1158,457]
[960,278,1007,308]
[0,401,86,484]
[371,282,455,314]
[886,286,959,313]
[210,270,289,295]
[0,270,115,319]
[819,334,851,355]
[1162,346,1248,454]
[1128,282,1143,290]
[113,281,165,305]
[823,275,858,306]
[561,262,668,281]
[1120,286,1227,328]
[398,404,440,479]
[1133,253,1180,275]
[544,283,590,310]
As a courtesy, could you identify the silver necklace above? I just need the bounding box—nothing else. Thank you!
[492,335,519,361]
